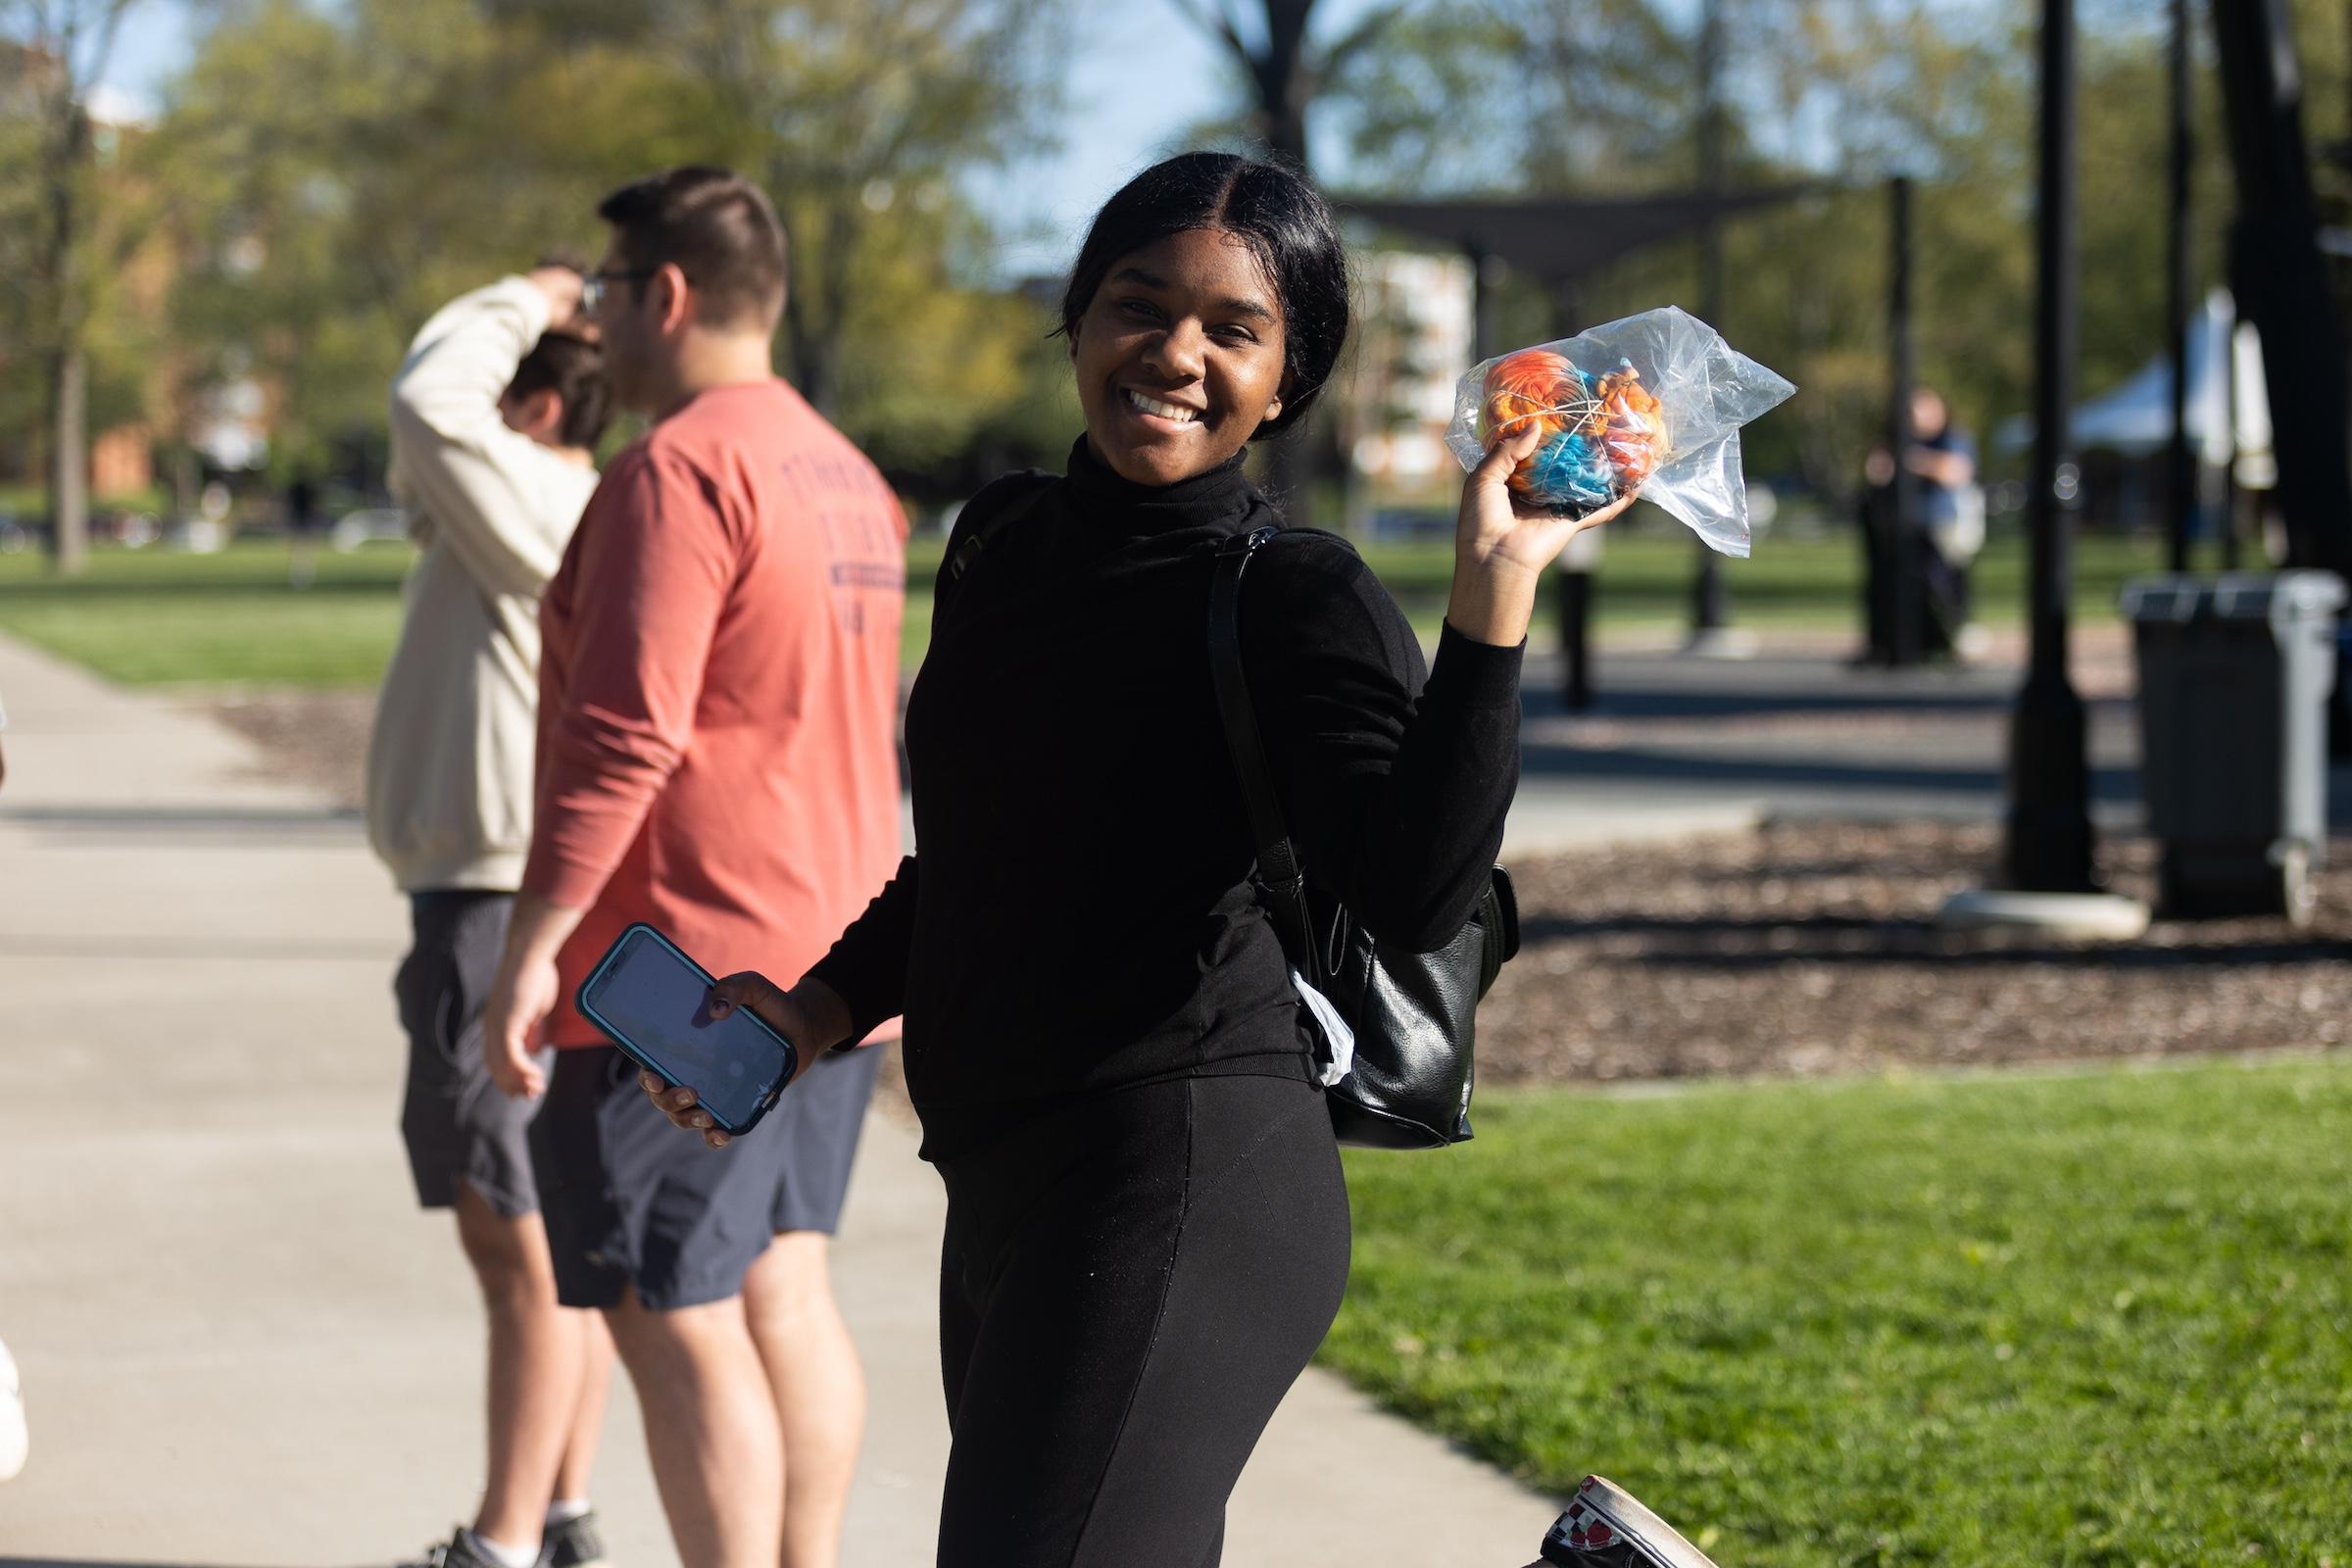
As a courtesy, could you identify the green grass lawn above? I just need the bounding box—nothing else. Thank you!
[0,540,414,686]
[1277,522,2166,638]
[0,525,2165,689]
[1329,1056,2352,1566]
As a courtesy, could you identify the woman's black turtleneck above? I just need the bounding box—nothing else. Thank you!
[808,436,1525,1160]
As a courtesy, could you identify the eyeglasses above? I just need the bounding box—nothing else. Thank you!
[582,268,658,316]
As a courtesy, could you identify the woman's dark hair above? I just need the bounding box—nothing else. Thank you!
[1057,152,1349,438]
[506,331,612,451]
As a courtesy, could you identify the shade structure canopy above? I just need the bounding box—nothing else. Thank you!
[1339,184,1825,286]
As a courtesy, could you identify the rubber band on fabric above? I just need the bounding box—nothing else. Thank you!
[1445,307,1797,557]
[1476,351,1666,514]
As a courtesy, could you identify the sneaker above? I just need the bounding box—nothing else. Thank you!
[538,1510,608,1568]
[1538,1475,1721,1568]
[0,1336,25,1482]
[401,1531,507,1568]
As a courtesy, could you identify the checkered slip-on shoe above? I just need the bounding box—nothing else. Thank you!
[1538,1475,1722,1568]
[400,1531,507,1568]
[539,1510,609,1568]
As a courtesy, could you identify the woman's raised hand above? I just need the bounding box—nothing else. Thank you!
[638,971,851,1149]
[1444,422,1639,648]
[1465,421,1641,569]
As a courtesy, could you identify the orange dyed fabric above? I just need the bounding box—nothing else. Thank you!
[1480,350,1576,443]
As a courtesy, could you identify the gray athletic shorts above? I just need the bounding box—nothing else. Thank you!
[530,1042,881,1311]
[395,891,550,1218]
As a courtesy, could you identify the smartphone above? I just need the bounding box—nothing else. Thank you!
[574,923,799,1137]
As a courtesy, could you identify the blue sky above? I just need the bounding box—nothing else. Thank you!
[97,0,196,113]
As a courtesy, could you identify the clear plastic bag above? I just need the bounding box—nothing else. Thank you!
[1444,305,1796,558]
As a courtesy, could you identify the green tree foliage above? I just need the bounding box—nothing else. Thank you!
[140,0,1071,496]
[40,0,2352,515]
[149,0,655,481]
[0,0,149,569]
[1325,0,2345,509]
[497,0,1068,424]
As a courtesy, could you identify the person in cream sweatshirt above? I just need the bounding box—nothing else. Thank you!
[366,269,619,1568]
[370,272,604,889]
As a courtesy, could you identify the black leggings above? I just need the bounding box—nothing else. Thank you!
[932,1072,1352,1568]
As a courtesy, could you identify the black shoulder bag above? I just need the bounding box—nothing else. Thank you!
[1206,525,1521,1151]
[943,471,1054,592]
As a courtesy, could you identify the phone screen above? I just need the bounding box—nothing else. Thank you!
[581,927,793,1131]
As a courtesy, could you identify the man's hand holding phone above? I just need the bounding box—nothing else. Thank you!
[641,972,853,1148]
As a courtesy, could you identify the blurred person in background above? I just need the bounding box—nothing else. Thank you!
[481,167,906,1568]
[0,692,18,1486]
[0,1334,21,1484]
[1859,385,1984,662]
[368,266,616,1568]
[286,471,324,588]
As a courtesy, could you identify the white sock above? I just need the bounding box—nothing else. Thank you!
[546,1498,591,1528]
[464,1530,539,1568]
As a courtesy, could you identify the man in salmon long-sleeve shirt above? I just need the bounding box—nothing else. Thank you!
[481,168,906,1568]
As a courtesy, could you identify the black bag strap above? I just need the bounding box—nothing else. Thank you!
[1207,526,1323,984]
[944,473,1054,588]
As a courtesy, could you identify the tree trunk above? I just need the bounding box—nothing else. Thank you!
[47,348,89,576]
[777,182,848,417]
[784,285,832,414]
[172,444,201,520]
[1251,88,1313,527]
[1249,0,1318,526]
[1265,100,1309,168]
[1260,415,1312,525]
[40,74,91,576]
[1257,0,1315,166]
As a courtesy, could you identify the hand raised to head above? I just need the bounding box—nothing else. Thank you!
[526,264,587,334]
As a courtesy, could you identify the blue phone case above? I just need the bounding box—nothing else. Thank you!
[574,922,800,1137]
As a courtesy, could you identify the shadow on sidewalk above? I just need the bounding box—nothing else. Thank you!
[0,575,394,604]
[1536,914,2352,970]
[0,933,392,960]
[1515,739,2140,805]
[1,807,366,853]
[0,1560,375,1568]
[1523,681,2019,724]
[2,807,362,830]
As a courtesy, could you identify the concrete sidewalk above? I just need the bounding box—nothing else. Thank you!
[1506,632,2139,843]
[0,630,1567,1568]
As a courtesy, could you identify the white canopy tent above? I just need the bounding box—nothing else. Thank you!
[1995,289,2274,482]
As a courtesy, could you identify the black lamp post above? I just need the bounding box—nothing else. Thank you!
[1887,175,1924,668]
[2166,0,2195,573]
[2211,0,2352,580]
[2003,0,2099,894]
[1688,0,1731,644]
[1469,242,1502,362]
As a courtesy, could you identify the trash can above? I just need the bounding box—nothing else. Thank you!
[2120,570,2346,922]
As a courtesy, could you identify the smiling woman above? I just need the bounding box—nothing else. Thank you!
[1068,228,1287,485]
[1052,151,1349,485]
[637,149,1637,1568]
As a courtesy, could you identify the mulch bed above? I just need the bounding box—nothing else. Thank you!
[203,688,375,812]
[1480,818,2352,1085]
[207,691,2351,1089]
